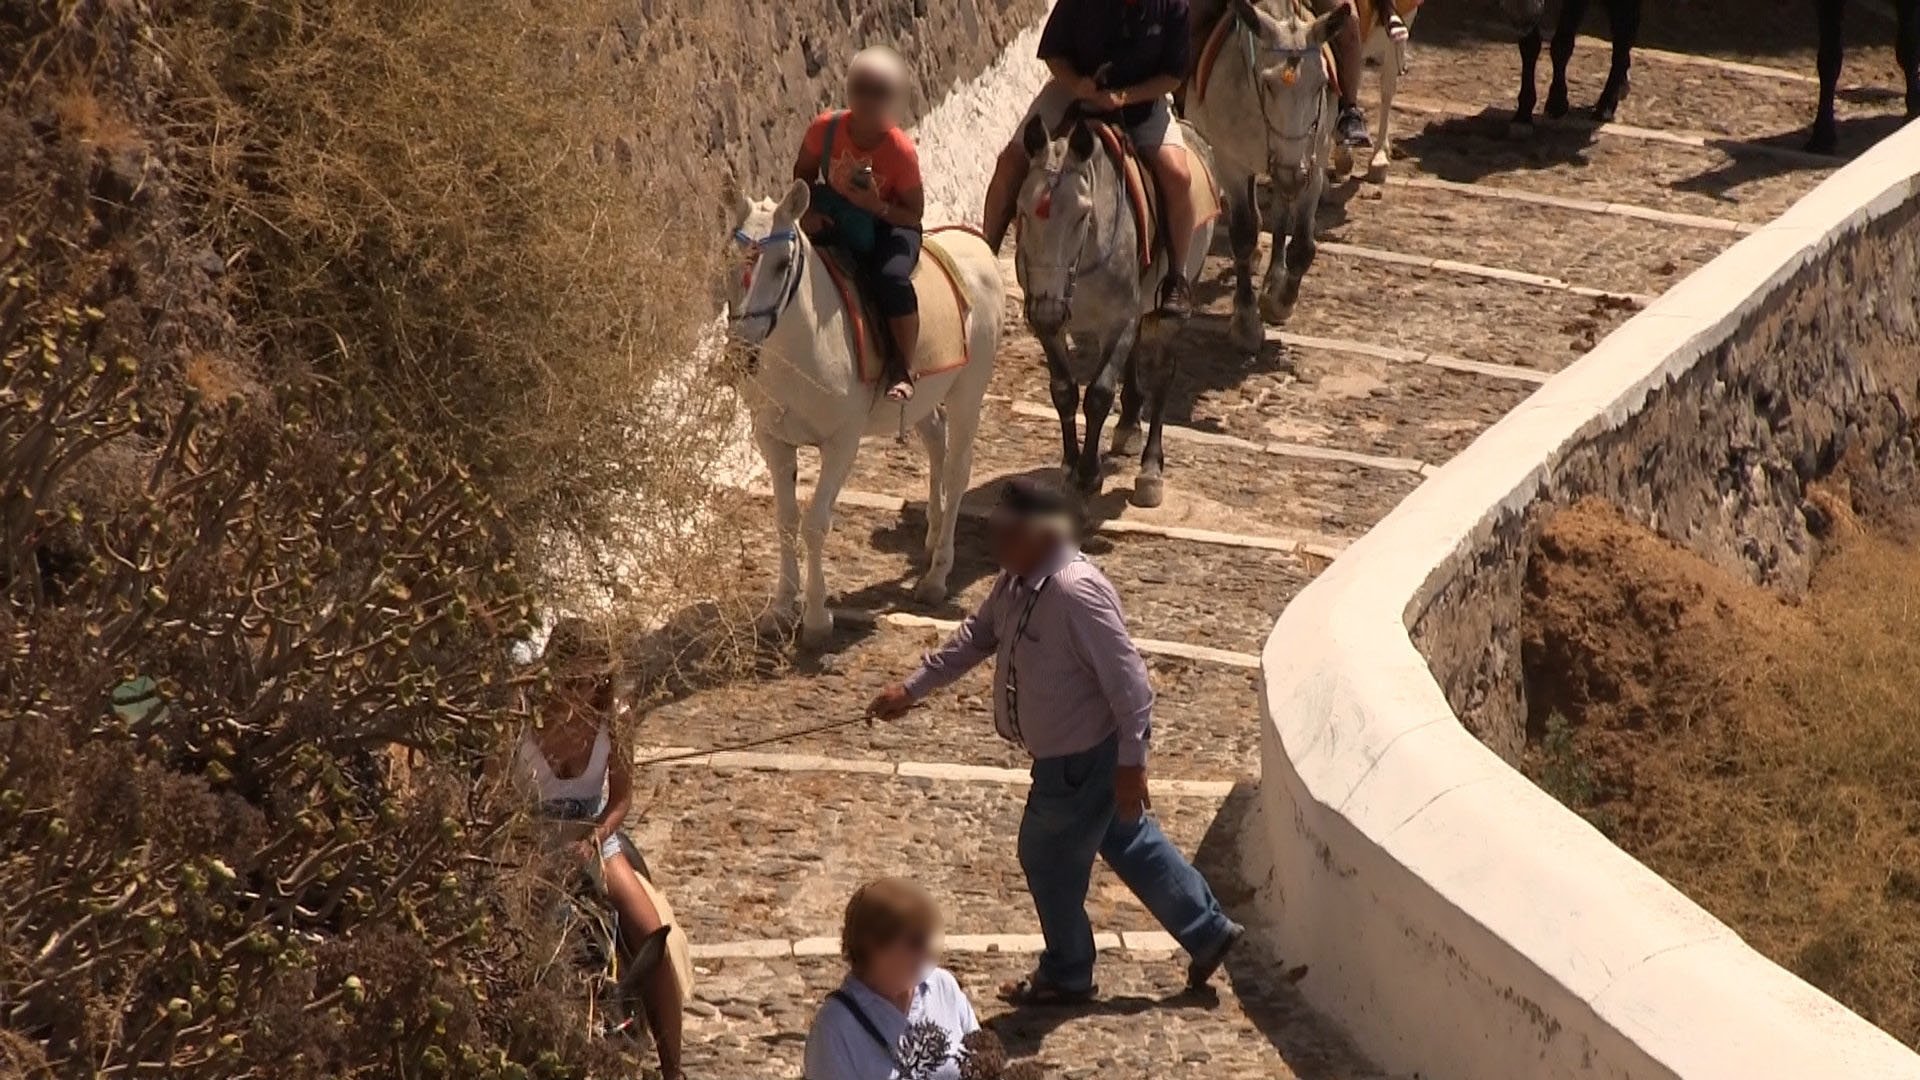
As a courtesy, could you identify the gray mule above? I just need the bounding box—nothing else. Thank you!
[1014,113,1218,508]
[1185,0,1350,354]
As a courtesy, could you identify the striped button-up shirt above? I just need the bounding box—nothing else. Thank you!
[902,546,1154,766]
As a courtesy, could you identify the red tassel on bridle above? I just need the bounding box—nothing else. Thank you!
[1036,191,1053,220]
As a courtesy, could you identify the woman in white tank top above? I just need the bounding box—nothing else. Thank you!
[524,620,684,1078]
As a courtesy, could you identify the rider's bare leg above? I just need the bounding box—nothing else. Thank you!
[1150,145,1196,315]
[603,856,684,1075]
[983,140,1029,253]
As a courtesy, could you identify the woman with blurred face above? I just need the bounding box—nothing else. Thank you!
[521,619,684,1078]
[803,878,980,1079]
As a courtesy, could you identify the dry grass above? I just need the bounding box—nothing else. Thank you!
[158,0,747,609]
[1525,497,1920,1049]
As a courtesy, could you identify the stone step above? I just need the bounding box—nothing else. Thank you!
[680,942,1386,1078]
[1390,99,1819,227]
[640,613,1267,782]
[633,763,1238,946]
[1321,174,1734,298]
[733,499,1312,656]
[827,394,1424,544]
[1086,318,1539,468]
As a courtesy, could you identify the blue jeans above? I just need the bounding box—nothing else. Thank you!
[1018,736,1234,991]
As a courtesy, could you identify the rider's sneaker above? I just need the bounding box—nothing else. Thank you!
[885,379,914,402]
[1387,13,1409,41]
[1157,273,1194,319]
[1338,103,1372,148]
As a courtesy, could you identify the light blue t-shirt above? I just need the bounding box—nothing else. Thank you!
[802,968,980,1080]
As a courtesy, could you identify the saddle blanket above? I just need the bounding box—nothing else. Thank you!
[820,226,975,387]
[1086,120,1223,270]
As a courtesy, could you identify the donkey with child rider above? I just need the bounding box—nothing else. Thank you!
[726,48,1004,648]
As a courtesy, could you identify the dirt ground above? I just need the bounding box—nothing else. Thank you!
[1522,494,1920,1050]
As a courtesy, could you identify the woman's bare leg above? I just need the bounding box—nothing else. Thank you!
[602,855,684,1075]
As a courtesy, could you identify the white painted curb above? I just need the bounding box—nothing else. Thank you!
[1253,122,1920,1080]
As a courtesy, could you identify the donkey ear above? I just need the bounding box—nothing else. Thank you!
[1230,0,1261,25]
[1022,114,1050,158]
[1067,120,1096,162]
[775,177,811,221]
[1308,2,1351,44]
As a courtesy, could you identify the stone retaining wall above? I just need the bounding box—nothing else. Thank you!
[627,0,1044,194]
[1248,122,1920,1079]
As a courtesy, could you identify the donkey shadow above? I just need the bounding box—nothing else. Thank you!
[831,463,1235,621]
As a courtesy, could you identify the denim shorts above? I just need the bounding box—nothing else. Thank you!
[540,798,623,862]
[1021,80,1186,152]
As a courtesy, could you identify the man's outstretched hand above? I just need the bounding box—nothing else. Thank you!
[1116,765,1151,822]
[867,681,914,721]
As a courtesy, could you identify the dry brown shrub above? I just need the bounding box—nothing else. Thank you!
[157,0,748,609]
[1524,497,1920,1049]
[4,0,756,1073]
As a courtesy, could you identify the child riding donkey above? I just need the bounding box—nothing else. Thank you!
[793,47,924,402]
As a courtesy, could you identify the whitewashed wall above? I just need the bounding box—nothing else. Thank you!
[1250,122,1920,1080]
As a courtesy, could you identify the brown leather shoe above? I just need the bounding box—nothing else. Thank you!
[1157,273,1194,318]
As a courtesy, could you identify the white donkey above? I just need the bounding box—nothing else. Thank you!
[1186,0,1349,353]
[725,181,1003,648]
[1334,0,1420,183]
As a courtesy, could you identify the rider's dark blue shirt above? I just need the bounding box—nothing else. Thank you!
[1037,0,1192,125]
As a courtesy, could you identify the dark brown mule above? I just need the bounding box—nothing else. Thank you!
[1808,0,1920,154]
[1502,0,1643,131]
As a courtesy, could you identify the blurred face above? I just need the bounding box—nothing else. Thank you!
[988,513,1053,575]
[860,925,934,997]
[847,75,899,126]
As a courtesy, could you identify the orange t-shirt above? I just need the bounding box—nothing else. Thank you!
[801,110,922,203]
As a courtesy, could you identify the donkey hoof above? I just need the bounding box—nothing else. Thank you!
[1229,311,1264,355]
[913,575,949,606]
[1111,426,1144,458]
[799,610,835,650]
[1259,293,1295,326]
[1330,144,1355,177]
[1131,474,1165,509]
[755,604,797,636]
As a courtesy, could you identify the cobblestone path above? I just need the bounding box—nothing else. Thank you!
[646,4,1911,1075]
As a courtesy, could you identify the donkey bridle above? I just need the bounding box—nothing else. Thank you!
[1239,19,1330,189]
[1019,168,1093,323]
[732,227,807,337]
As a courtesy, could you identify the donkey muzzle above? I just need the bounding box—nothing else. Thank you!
[1024,295,1071,335]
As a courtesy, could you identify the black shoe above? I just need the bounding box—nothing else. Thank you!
[1337,103,1371,148]
[1157,273,1193,318]
[1187,922,1244,990]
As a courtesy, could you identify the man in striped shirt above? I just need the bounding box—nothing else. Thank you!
[868,478,1243,1004]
